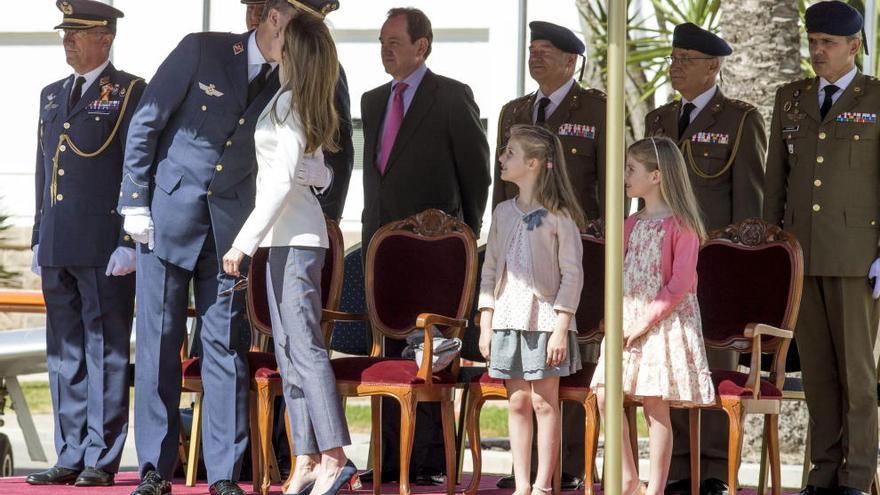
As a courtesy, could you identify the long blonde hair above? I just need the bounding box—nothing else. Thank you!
[508,124,587,230]
[275,12,340,154]
[628,137,707,241]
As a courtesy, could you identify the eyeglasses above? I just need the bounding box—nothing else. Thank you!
[59,28,111,40]
[219,277,249,297]
[665,55,716,66]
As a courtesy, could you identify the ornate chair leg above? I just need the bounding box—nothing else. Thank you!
[465,389,486,495]
[766,414,781,495]
[186,392,203,487]
[456,387,471,485]
[723,400,744,495]
[441,398,457,495]
[689,408,701,495]
[256,380,276,495]
[583,394,599,495]
[371,396,382,495]
[248,390,262,494]
[398,393,418,495]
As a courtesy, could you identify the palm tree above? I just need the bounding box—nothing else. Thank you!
[720,0,802,126]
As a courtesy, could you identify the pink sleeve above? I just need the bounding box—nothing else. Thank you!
[642,223,699,329]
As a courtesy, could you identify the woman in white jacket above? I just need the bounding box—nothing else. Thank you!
[222,9,356,495]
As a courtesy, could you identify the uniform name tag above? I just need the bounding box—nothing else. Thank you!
[558,123,595,139]
[691,132,729,145]
[836,112,877,124]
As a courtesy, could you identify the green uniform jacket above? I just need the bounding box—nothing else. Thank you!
[763,73,880,277]
[492,82,609,219]
[645,88,767,232]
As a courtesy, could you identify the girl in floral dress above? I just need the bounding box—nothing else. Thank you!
[478,124,586,495]
[592,137,715,495]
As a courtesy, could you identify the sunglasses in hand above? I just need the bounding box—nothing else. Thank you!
[219,276,249,297]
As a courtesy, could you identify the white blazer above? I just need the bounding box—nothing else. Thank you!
[232,89,329,256]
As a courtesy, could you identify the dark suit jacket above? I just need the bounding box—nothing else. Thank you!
[360,69,490,248]
[35,63,145,267]
[319,64,353,222]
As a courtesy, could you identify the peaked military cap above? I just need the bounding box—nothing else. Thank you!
[287,0,339,19]
[805,1,863,36]
[529,21,586,55]
[54,0,124,30]
[672,22,732,56]
[241,0,265,4]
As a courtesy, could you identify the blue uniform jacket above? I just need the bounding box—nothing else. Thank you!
[119,32,279,270]
[34,63,145,267]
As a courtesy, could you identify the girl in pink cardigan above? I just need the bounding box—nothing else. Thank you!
[478,125,586,495]
[592,137,715,495]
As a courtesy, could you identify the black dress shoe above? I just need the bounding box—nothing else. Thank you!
[560,474,583,491]
[700,478,729,495]
[414,471,445,486]
[26,466,80,485]
[838,487,869,495]
[210,479,246,495]
[496,474,516,489]
[131,470,171,495]
[799,485,837,495]
[665,478,691,495]
[75,466,115,487]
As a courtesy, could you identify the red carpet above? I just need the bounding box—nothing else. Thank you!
[0,472,796,494]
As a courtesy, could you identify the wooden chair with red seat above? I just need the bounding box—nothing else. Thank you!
[181,217,344,495]
[325,208,478,495]
[247,217,345,495]
[679,218,804,495]
[464,218,606,495]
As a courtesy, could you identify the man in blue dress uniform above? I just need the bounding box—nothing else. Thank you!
[117,1,335,494]
[27,0,143,487]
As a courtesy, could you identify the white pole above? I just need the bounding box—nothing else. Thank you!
[866,0,877,76]
[517,0,528,96]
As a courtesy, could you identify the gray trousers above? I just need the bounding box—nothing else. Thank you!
[42,266,134,473]
[133,237,250,484]
[266,246,351,455]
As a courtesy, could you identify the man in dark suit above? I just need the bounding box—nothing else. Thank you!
[27,0,143,487]
[118,2,313,494]
[359,7,490,485]
[644,24,766,495]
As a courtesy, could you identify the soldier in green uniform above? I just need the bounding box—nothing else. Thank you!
[763,3,879,495]
[492,21,607,490]
[645,23,766,495]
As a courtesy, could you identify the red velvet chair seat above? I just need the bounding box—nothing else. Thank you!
[332,356,455,386]
[182,352,278,379]
[711,368,782,399]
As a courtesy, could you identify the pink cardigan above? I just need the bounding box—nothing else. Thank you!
[624,215,700,330]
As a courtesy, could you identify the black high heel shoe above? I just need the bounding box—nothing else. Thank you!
[320,460,360,495]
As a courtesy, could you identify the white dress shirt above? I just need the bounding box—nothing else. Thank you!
[532,79,575,124]
[247,31,277,82]
[71,58,110,100]
[681,85,718,124]
[818,65,858,107]
[232,89,329,256]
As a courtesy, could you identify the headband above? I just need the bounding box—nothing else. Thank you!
[650,137,661,168]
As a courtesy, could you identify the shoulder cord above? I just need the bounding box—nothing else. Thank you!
[680,107,753,180]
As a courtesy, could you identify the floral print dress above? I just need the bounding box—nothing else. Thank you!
[591,217,714,406]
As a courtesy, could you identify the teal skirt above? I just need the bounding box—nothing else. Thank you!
[488,329,582,381]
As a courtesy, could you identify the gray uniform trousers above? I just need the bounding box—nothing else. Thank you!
[42,266,134,473]
[266,246,351,455]
[133,234,250,484]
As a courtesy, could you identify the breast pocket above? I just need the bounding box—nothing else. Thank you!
[835,124,877,168]
[688,143,731,186]
[188,97,240,145]
[39,109,58,154]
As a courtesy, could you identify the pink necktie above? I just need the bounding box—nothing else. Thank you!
[377,82,408,175]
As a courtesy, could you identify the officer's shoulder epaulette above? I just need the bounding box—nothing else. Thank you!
[502,93,533,116]
[581,86,607,101]
[647,99,677,118]
[724,97,757,113]
[779,77,813,95]
[866,75,880,85]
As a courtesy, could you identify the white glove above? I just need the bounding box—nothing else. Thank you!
[105,247,137,277]
[31,245,41,277]
[295,150,332,189]
[123,210,154,250]
[869,258,880,299]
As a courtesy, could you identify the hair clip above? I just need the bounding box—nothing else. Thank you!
[546,161,554,169]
